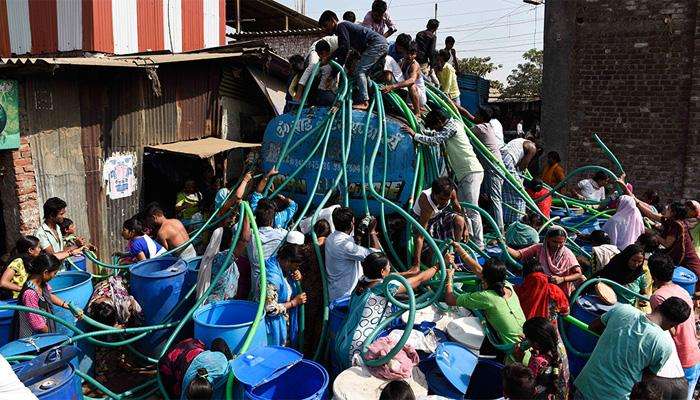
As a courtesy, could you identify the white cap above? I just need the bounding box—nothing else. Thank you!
[286,231,305,245]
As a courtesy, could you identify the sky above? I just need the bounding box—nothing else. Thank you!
[275,0,544,84]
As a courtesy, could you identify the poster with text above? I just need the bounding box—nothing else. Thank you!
[0,80,19,150]
[103,153,137,199]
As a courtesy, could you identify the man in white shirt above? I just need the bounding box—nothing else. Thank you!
[324,207,380,302]
[295,35,340,102]
[516,119,525,137]
[0,355,36,399]
[488,106,505,148]
[35,197,83,262]
[574,171,609,202]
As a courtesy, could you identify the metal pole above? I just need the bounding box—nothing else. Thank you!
[434,3,437,19]
[236,0,241,33]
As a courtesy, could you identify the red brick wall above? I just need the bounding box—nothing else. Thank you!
[544,0,699,201]
[12,137,40,234]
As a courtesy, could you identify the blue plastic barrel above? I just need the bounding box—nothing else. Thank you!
[51,270,93,338]
[565,295,614,377]
[328,296,350,376]
[130,257,190,356]
[246,359,328,400]
[0,299,17,346]
[561,216,599,234]
[193,300,267,354]
[465,359,504,399]
[67,255,86,271]
[673,267,697,297]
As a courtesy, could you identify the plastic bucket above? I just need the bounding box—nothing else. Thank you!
[245,359,329,400]
[0,299,17,346]
[66,255,87,272]
[130,257,190,356]
[51,270,93,338]
[193,300,267,354]
[673,266,697,297]
[566,295,614,377]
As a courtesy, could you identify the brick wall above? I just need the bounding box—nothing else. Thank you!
[543,0,699,201]
[0,137,40,250]
[246,33,322,60]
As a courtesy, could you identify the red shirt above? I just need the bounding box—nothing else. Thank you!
[650,283,700,368]
[527,188,552,218]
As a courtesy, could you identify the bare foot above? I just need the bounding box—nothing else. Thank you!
[353,101,370,110]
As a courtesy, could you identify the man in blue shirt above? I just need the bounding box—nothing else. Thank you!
[318,10,388,111]
[250,168,297,229]
[574,298,691,399]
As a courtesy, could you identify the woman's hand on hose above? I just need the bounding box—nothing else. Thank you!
[291,293,307,308]
[291,270,303,281]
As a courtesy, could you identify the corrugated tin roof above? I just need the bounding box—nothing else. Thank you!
[230,28,323,38]
[0,51,256,68]
[147,137,260,158]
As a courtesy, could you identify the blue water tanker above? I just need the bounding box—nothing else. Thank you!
[130,257,192,357]
[261,108,416,216]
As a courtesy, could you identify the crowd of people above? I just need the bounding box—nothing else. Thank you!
[1,2,700,400]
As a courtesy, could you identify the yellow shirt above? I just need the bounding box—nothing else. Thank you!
[6,258,28,299]
[437,63,460,100]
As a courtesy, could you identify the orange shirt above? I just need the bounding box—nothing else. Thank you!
[542,163,565,187]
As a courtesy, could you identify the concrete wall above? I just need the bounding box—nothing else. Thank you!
[542,0,699,201]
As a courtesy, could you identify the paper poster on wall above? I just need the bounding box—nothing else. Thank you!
[0,80,19,150]
[103,153,137,199]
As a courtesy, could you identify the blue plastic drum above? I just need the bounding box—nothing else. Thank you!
[193,300,267,354]
[66,255,87,271]
[130,257,191,356]
[0,299,16,346]
[673,267,697,297]
[566,295,614,377]
[51,270,93,338]
[246,360,328,400]
[12,346,82,400]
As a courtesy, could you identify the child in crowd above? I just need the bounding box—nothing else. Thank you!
[159,338,233,399]
[502,363,536,400]
[114,218,166,263]
[379,380,415,400]
[0,236,41,299]
[11,253,80,339]
[59,218,79,248]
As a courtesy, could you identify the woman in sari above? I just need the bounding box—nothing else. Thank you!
[603,195,645,250]
[507,225,585,296]
[594,244,649,306]
[637,201,700,297]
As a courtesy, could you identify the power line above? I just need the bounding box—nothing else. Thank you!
[460,41,543,52]
[456,4,530,41]
[392,6,517,22]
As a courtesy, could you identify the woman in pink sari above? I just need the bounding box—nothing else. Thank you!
[508,225,585,295]
[602,195,645,250]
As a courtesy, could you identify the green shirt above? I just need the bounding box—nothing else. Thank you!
[456,282,525,346]
[616,273,649,306]
[574,304,673,400]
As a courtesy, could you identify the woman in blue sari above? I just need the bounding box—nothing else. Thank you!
[262,240,307,346]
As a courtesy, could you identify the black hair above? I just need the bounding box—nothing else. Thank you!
[288,54,305,73]
[379,380,415,400]
[502,363,535,400]
[546,151,561,163]
[88,301,117,327]
[630,381,662,400]
[43,197,67,220]
[313,219,332,238]
[332,206,355,233]
[445,36,455,45]
[255,199,277,228]
[319,10,338,26]
[426,19,440,31]
[148,204,165,217]
[315,39,331,54]
[396,33,412,49]
[362,252,389,280]
[186,368,213,400]
[522,258,545,277]
[523,317,562,399]
[667,201,687,220]
[431,177,453,197]
[342,11,356,22]
[524,178,543,192]
[277,242,306,264]
[406,40,418,55]
[643,190,661,210]
[648,252,675,283]
[437,49,451,62]
[589,229,611,246]
[482,259,507,297]
[211,338,233,361]
[371,0,388,14]
[545,226,567,240]
[58,218,74,235]
[592,171,608,183]
[14,235,39,261]
[424,109,448,130]
[123,218,144,236]
[27,253,60,276]
[636,232,659,253]
[658,296,691,326]
[477,106,493,121]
